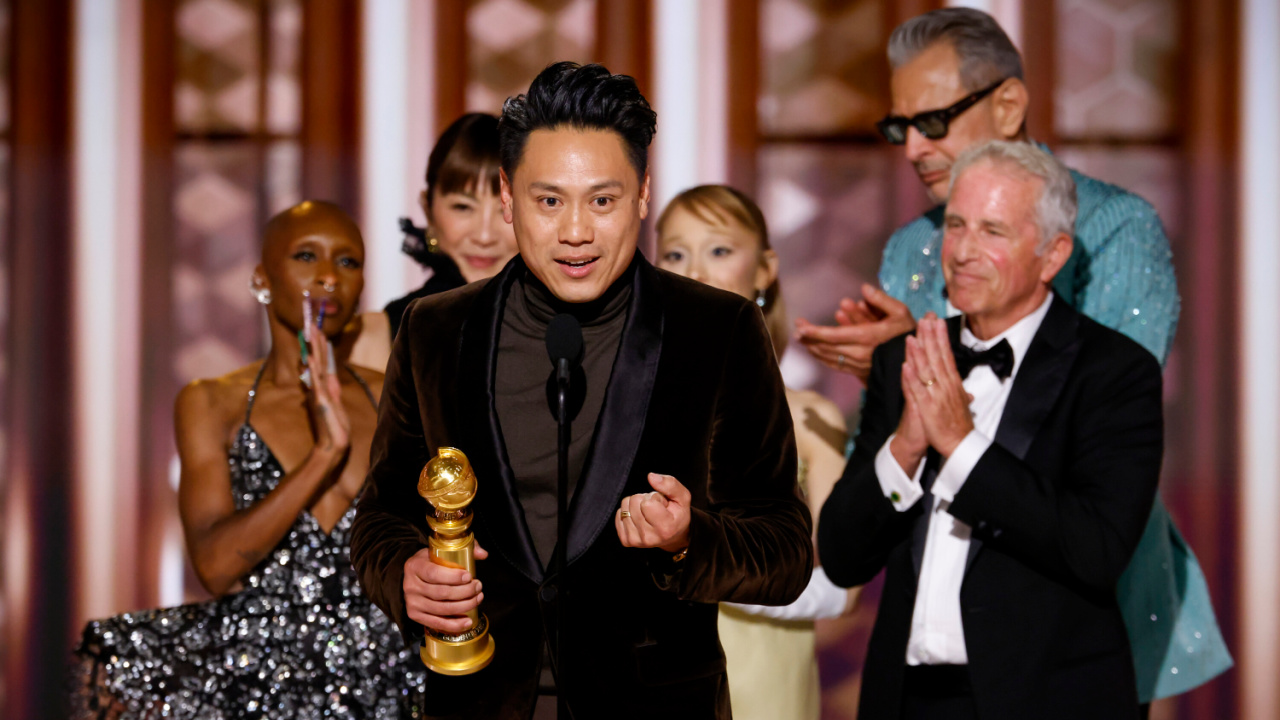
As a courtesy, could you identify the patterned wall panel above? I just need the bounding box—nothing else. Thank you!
[1054,0,1178,139]
[758,143,900,720]
[0,0,10,708]
[172,143,265,382]
[759,0,887,136]
[175,0,261,134]
[465,0,596,113]
[759,145,896,409]
[265,0,301,136]
[160,0,303,602]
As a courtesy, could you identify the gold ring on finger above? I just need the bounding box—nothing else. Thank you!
[620,510,631,519]
[923,378,936,387]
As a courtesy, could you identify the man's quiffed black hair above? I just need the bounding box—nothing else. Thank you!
[498,62,657,179]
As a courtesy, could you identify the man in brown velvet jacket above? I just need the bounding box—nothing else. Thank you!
[350,62,813,720]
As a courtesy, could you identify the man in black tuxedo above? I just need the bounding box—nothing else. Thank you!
[818,140,1162,720]
[350,62,812,719]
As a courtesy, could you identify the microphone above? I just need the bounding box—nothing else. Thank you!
[545,313,584,384]
[544,312,582,714]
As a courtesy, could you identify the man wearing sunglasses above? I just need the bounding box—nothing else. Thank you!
[796,7,1231,716]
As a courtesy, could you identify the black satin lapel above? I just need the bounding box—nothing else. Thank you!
[459,258,544,583]
[992,296,1081,461]
[565,256,664,564]
[964,296,1081,574]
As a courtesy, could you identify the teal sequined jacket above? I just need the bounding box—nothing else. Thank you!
[876,168,1232,702]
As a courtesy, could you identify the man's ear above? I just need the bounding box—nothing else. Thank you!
[993,78,1029,140]
[499,168,514,223]
[1039,232,1074,284]
[638,170,651,220]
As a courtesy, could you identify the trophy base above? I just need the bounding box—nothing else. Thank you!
[421,615,496,676]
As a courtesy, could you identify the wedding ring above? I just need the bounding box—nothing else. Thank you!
[923,378,936,387]
[837,354,846,368]
[620,510,632,519]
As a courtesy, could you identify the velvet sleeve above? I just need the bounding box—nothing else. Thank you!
[350,304,433,646]
[818,336,924,588]
[669,303,813,606]
[946,342,1164,595]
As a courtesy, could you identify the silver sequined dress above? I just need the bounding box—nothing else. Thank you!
[73,366,426,719]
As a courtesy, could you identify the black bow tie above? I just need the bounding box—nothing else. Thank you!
[954,339,1014,380]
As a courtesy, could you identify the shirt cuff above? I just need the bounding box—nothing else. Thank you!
[722,566,848,621]
[875,434,926,511]
[932,430,992,504]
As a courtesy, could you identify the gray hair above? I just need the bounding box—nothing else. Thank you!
[950,140,1077,252]
[888,8,1023,92]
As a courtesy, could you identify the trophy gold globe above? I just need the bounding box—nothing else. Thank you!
[417,447,495,675]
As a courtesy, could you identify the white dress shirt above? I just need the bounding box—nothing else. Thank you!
[875,293,1054,666]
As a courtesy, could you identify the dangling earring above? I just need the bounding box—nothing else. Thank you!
[249,277,272,305]
[426,228,440,253]
[755,288,767,308]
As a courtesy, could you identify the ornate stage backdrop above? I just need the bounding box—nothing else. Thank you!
[0,1,1253,719]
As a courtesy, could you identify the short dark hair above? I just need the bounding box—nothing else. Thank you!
[426,112,502,207]
[498,62,657,179]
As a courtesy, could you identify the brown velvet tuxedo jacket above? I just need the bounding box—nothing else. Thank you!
[350,254,813,719]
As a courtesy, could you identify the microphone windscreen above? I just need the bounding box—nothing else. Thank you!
[546,313,584,367]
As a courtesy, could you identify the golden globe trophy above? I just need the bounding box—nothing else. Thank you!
[417,447,496,675]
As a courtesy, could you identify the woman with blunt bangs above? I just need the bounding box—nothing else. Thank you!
[346,112,519,371]
[657,185,859,720]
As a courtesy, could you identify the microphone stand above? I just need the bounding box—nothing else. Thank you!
[554,356,570,720]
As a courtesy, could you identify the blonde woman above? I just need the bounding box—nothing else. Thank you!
[657,185,858,720]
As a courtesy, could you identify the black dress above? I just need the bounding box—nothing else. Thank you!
[73,364,426,719]
[383,253,467,340]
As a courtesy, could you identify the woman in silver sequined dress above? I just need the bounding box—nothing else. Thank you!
[73,201,425,719]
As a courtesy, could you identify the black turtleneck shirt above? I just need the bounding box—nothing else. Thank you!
[494,262,633,568]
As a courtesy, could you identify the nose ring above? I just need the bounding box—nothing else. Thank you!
[321,281,335,293]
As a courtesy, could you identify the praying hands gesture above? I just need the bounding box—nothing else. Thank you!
[889,314,975,475]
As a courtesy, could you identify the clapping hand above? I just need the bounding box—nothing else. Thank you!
[900,314,974,459]
[795,284,916,382]
[302,319,350,458]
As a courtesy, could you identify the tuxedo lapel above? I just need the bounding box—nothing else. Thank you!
[565,256,664,564]
[991,295,1081,459]
[962,295,1082,572]
[458,259,544,584]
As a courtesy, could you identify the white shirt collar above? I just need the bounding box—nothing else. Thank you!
[959,292,1054,379]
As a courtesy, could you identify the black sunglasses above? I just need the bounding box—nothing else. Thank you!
[876,79,1008,145]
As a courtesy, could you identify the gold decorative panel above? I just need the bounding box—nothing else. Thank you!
[465,0,597,113]
[1055,0,1178,139]
[759,0,887,136]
